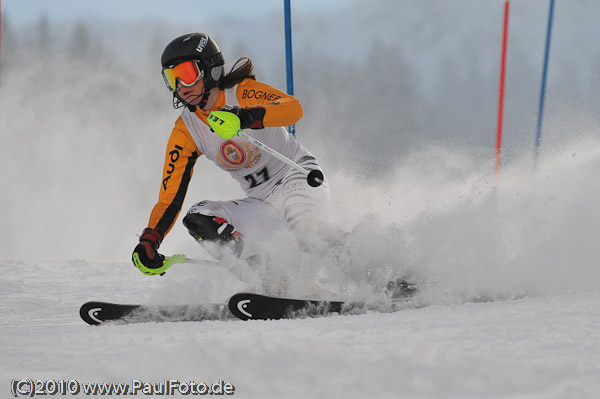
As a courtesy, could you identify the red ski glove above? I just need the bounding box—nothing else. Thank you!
[132,228,165,269]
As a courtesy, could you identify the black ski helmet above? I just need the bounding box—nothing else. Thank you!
[161,33,225,110]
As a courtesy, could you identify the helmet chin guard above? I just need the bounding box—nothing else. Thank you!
[172,87,211,112]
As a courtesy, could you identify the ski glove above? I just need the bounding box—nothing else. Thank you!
[208,105,265,140]
[220,105,266,130]
[132,228,165,273]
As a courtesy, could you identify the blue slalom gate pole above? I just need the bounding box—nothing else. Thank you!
[284,0,296,136]
[535,0,556,164]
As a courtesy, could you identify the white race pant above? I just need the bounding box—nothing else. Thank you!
[186,169,331,243]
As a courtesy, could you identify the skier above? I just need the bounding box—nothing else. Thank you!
[132,33,332,276]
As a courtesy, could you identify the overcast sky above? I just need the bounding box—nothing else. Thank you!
[2,0,351,25]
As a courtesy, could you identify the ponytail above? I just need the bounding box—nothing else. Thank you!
[219,57,256,89]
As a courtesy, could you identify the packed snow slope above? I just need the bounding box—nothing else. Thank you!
[1,260,599,399]
[2,138,600,398]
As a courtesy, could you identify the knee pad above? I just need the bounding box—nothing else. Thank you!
[182,213,239,242]
[182,213,244,257]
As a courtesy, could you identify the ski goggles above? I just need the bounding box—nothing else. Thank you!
[161,60,204,92]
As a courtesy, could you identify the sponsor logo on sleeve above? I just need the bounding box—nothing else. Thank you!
[241,89,281,102]
[162,144,183,190]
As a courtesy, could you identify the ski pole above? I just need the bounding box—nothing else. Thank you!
[236,130,323,187]
[208,111,324,187]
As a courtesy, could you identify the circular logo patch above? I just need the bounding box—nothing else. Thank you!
[220,141,247,166]
[217,139,261,172]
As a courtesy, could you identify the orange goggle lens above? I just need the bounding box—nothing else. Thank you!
[162,61,204,91]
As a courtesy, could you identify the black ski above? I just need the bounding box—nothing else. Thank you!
[79,301,232,325]
[227,286,422,321]
[80,281,419,324]
[227,292,360,320]
[80,296,353,325]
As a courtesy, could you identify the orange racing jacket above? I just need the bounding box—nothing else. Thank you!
[147,78,304,237]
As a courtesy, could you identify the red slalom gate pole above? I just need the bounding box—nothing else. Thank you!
[0,0,2,91]
[496,0,510,178]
